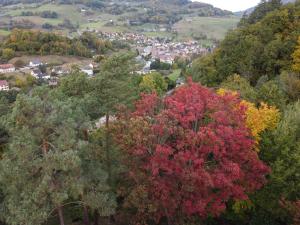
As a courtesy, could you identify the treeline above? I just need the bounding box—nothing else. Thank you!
[21,10,58,18]
[0,0,45,5]
[0,29,113,61]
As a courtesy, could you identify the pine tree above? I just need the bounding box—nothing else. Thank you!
[0,87,88,225]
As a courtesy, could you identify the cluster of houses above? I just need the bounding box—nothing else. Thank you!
[0,64,15,74]
[99,32,212,68]
[0,59,96,90]
[0,80,9,91]
[0,64,14,91]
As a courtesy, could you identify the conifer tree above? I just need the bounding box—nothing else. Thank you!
[0,87,115,225]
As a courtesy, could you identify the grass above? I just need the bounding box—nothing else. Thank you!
[173,16,240,41]
[0,29,10,36]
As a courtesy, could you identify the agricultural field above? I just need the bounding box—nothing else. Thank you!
[173,16,240,41]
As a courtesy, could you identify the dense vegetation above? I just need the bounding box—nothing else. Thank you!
[191,0,300,86]
[21,10,59,18]
[0,29,113,61]
[0,1,300,225]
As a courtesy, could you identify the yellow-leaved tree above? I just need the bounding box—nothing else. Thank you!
[217,88,280,149]
[292,36,300,73]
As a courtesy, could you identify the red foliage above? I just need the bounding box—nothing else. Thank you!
[116,80,270,223]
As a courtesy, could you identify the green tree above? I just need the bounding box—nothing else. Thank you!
[0,87,115,225]
[139,72,168,95]
[190,53,218,86]
[280,71,300,101]
[1,48,15,61]
[292,36,300,73]
[254,101,300,224]
[88,53,140,222]
[257,80,288,109]
[220,74,258,102]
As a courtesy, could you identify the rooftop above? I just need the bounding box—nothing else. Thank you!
[0,64,15,69]
[0,80,9,86]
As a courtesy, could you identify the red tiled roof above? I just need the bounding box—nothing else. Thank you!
[0,80,8,86]
[0,64,15,69]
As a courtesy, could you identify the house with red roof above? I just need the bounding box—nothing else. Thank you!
[0,64,15,73]
[0,80,9,91]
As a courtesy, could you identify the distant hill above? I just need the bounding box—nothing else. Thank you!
[235,0,296,16]
[0,0,239,42]
[281,0,296,4]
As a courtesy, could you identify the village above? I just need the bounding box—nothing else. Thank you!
[100,31,212,66]
[0,31,211,91]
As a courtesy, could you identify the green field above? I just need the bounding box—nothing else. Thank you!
[173,16,240,40]
[0,29,10,36]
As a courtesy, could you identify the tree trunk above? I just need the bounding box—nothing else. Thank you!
[93,210,99,225]
[83,205,90,225]
[57,205,65,225]
[105,113,112,186]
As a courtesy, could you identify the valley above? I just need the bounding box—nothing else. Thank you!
[0,0,240,44]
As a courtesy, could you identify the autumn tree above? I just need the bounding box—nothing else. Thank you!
[218,88,280,147]
[114,80,270,224]
[292,36,300,73]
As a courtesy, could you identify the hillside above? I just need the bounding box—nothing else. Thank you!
[0,0,239,43]
[190,0,300,96]
[235,0,297,16]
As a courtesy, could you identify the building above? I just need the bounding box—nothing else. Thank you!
[0,64,15,73]
[31,69,50,80]
[81,64,94,76]
[48,77,58,87]
[0,80,9,91]
[29,59,42,68]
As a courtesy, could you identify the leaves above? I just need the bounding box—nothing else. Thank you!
[115,80,270,223]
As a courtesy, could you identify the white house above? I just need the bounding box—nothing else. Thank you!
[0,64,15,73]
[81,63,94,76]
[29,59,42,68]
[0,80,9,91]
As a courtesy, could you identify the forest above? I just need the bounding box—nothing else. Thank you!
[0,30,113,61]
[0,0,300,225]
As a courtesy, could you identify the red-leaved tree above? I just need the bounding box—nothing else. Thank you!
[114,80,270,224]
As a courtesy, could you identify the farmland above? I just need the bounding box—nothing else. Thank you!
[0,1,240,43]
